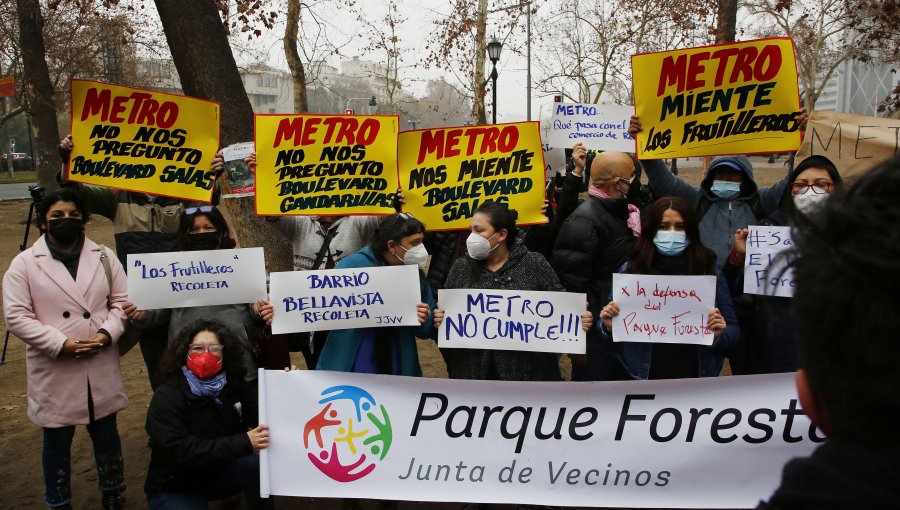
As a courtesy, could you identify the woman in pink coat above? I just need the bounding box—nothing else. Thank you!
[3,188,128,510]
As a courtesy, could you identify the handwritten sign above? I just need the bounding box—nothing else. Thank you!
[254,114,399,216]
[549,103,635,152]
[796,110,900,178]
[632,38,801,159]
[399,122,547,230]
[127,248,267,310]
[437,289,586,354]
[69,79,220,202]
[269,264,421,334]
[221,141,255,198]
[743,226,796,297]
[611,274,717,345]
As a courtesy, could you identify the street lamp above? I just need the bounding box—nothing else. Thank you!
[487,35,503,124]
[407,119,420,130]
[345,95,378,114]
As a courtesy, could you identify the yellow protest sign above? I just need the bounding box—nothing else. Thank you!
[69,79,220,202]
[255,114,399,216]
[632,37,802,159]
[796,110,900,178]
[399,122,547,230]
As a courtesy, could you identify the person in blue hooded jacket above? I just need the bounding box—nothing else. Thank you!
[627,112,807,268]
[315,213,435,376]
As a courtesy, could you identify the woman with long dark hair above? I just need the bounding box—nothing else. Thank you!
[599,197,739,379]
[145,319,271,509]
[123,206,273,379]
[3,188,128,509]
[316,212,435,375]
[434,200,593,381]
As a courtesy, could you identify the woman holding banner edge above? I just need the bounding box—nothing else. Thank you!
[316,212,435,375]
[433,200,594,381]
[598,197,739,379]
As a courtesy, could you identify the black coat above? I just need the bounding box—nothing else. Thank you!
[552,195,634,313]
[144,373,258,496]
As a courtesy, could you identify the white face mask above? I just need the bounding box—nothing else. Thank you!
[394,243,429,269]
[793,187,829,214]
[466,232,498,260]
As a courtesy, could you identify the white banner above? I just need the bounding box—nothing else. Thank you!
[259,370,821,508]
[549,103,635,152]
[743,226,796,298]
[269,264,421,334]
[437,289,587,354]
[127,247,267,310]
[612,274,717,345]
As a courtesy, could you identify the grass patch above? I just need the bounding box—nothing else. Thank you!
[0,170,38,184]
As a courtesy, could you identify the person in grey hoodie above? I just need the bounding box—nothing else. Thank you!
[627,115,805,267]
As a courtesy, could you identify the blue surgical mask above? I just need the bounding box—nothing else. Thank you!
[710,180,741,200]
[654,230,689,256]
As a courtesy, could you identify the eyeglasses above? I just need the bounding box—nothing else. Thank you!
[791,182,833,195]
[185,205,214,215]
[189,344,224,357]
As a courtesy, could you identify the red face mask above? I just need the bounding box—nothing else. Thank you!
[186,352,223,379]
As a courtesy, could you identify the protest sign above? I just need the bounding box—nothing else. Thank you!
[549,103,635,152]
[437,289,586,354]
[743,226,796,298]
[254,114,400,216]
[127,248,267,310]
[269,264,421,334]
[612,274,717,345]
[632,38,801,159]
[399,122,547,230]
[68,79,220,202]
[259,370,820,508]
[795,110,900,178]
[221,141,255,198]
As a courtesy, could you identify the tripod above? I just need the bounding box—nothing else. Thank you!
[1,186,43,366]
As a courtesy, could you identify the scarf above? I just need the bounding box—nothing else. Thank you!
[588,186,641,237]
[45,233,85,280]
[181,365,227,403]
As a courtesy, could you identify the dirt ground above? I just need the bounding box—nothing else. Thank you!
[0,161,782,509]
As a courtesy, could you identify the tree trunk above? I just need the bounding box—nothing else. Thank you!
[154,0,292,273]
[715,0,738,43]
[284,0,309,114]
[472,0,488,124]
[16,0,59,189]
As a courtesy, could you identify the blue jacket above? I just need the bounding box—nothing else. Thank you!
[605,270,740,379]
[644,156,788,267]
[315,246,435,376]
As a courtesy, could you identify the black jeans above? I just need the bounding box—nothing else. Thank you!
[42,412,125,508]
[147,454,273,510]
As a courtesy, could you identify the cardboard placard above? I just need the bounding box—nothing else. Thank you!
[795,110,900,178]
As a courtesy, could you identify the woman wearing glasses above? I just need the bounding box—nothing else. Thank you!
[145,319,272,510]
[723,155,842,373]
[123,206,274,380]
[315,212,435,376]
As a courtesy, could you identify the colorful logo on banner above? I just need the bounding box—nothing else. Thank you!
[631,37,801,159]
[303,385,393,482]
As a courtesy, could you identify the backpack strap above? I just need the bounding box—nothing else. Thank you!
[98,244,113,305]
[312,227,339,270]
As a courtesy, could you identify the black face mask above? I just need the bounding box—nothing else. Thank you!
[187,231,220,251]
[48,217,84,245]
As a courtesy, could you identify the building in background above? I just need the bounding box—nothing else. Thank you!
[814,60,897,117]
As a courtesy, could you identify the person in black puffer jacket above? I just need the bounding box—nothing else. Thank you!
[145,319,273,510]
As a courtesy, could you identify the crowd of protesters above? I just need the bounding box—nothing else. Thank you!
[3,113,898,509]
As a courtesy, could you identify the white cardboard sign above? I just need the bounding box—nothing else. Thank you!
[269,264,421,334]
[437,289,587,354]
[612,273,717,345]
[549,103,636,152]
[743,226,796,298]
[127,247,267,310]
[259,370,821,508]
